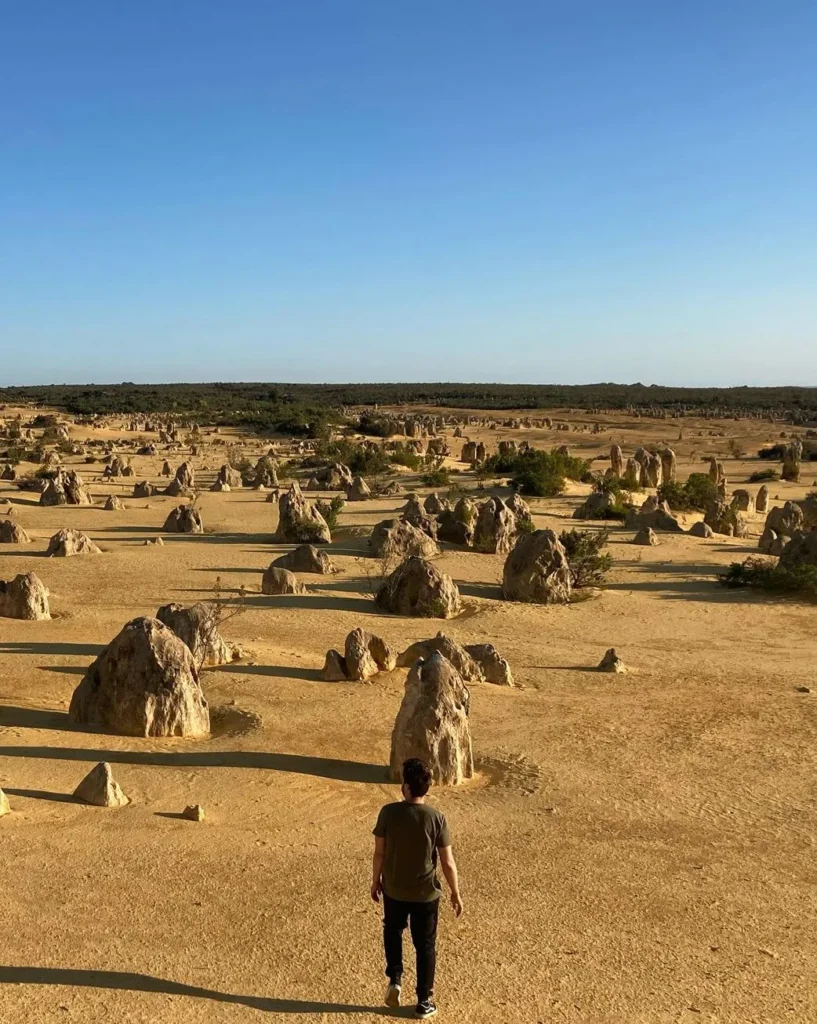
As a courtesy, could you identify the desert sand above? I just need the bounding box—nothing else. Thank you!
[1,407,816,1024]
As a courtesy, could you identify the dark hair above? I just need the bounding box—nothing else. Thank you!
[402,758,432,798]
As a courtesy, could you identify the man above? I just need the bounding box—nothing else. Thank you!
[371,757,463,1019]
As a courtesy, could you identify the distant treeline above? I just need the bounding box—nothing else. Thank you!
[1,381,816,423]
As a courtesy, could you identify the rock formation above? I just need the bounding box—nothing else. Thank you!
[104,495,125,511]
[133,481,154,498]
[274,482,331,544]
[397,632,484,682]
[502,530,572,604]
[261,566,306,595]
[389,652,473,786]
[0,520,31,543]
[346,475,372,501]
[369,519,440,561]
[688,521,714,538]
[0,572,50,620]
[598,648,626,673]
[163,504,204,534]
[73,762,129,807]
[633,525,658,545]
[165,461,195,497]
[756,485,770,514]
[779,530,817,570]
[473,496,517,554]
[69,617,210,737]
[156,602,233,666]
[610,445,624,477]
[731,489,755,513]
[625,500,683,533]
[40,470,92,506]
[660,448,677,483]
[272,544,336,574]
[375,556,461,618]
[344,628,396,680]
[465,643,514,686]
[703,500,749,538]
[46,528,103,557]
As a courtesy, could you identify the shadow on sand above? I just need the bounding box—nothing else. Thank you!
[0,744,388,784]
[0,966,404,1016]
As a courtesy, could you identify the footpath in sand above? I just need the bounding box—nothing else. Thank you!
[1,410,816,1024]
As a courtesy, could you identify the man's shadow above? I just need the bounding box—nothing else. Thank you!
[0,965,411,1016]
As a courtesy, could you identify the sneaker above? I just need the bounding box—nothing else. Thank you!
[415,999,438,1018]
[384,982,402,1008]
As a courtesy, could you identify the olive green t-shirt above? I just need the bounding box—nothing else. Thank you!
[373,801,451,903]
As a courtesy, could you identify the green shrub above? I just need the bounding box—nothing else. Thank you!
[389,449,422,471]
[315,495,345,530]
[421,468,450,488]
[559,528,613,588]
[658,473,716,512]
[748,468,779,482]
[719,557,817,601]
[483,448,589,498]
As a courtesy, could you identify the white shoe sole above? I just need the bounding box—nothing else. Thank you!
[384,984,401,1008]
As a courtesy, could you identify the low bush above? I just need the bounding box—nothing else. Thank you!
[658,473,717,512]
[315,495,345,530]
[719,557,817,601]
[421,467,450,488]
[748,468,779,482]
[559,528,613,588]
[484,448,589,498]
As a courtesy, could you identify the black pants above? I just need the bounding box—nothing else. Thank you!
[383,894,439,1001]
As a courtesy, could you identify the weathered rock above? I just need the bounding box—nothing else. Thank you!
[623,457,642,489]
[424,493,450,515]
[46,528,102,557]
[160,460,173,476]
[633,525,658,546]
[731,489,754,513]
[182,804,205,822]
[0,572,50,620]
[763,501,803,540]
[272,544,336,574]
[346,475,372,501]
[1,464,17,481]
[163,504,203,534]
[402,493,424,518]
[274,482,331,544]
[460,441,478,464]
[370,519,440,561]
[389,652,473,786]
[376,556,461,618]
[261,565,306,595]
[318,463,353,490]
[688,521,714,538]
[464,643,514,686]
[165,461,195,497]
[40,470,92,506]
[473,496,517,554]
[209,480,230,492]
[0,520,31,543]
[156,602,233,667]
[573,490,618,520]
[660,448,677,484]
[437,510,474,546]
[704,500,749,538]
[69,617,210,737]
[598,648,626,673]
[0,788,9,817]
[644,453,663,488]
[779,530,817,570]
[104,495,125,511]
[398,632,484,682]
[73,762,129,808]
[502,530,572,605]
[344,628,396,681]
[610,444,624,477]
[755,485,770,514]
[321,649,348,681]
[133,481,154,498]
[252,455,279,488]
[782,443,801,482]
[217,465,243,489]
[505,493,532,524]
[625,500,683,533]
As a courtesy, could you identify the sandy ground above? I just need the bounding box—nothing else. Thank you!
[0,409,816,1024]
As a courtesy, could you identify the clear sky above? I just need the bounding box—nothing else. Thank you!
[1,1,815,387]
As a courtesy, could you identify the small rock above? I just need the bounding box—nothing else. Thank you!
[0,788,9,817]
[795,686,811,694]
[598,648,627,673]
[182,804,205,822]
[73,762,129,807]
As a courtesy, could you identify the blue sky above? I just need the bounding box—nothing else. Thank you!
[1,1,815,387]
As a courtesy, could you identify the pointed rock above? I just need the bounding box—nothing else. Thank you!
[73,762,129,807]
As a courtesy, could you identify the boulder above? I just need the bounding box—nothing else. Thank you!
[40,470,92,506]
[424,493,450,515]
[779,530,817,570]
[274,482,331,544]
[375,556,461,618]
[217,464,243,489]
[610,444,624,477]
[0,572,50,620]
[1,464,17,481]
[0,788,9,817]
[252,456,279,488]
[0,520,31,543]
[209,480,231,492]
[182,804,205,822]
[369,519,440,561]
[321,649,348,681]
[473,496,517,554]
[160,460,173,476]
[104,495,125,511]
[465,643,514,686]
[644,453,663,488]
[69,617,210,737]
[625,500,683,533]
[660,448,677,484]
[688,521,714,538]
[437,510,474,546]
[573,490,618,520]
[163,504,204,534]
[319,463,353,490]
[346,475,372,501]
[344,627,396,681]
[633,525,658,546]
[505,493,532,524]
[133,481,154,498]
[165,461,195,496]
[389,652,473,786]
[46,528,102,557]
[155,602,233,667]
[272,544,336,574]
[703,500,749,538]
[261,566,306,595]
[731,489,755,513]
[763,501,803,540]
[755,485,769,515]
[598,648,626,673]
[502,530,572,604]
[73,762,129,808]
[397,632,484,682]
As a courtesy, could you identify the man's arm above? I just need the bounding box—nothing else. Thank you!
[371,836,386,902]
[439,845,463,917]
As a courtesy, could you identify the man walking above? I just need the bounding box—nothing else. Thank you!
[371,758,463,1019]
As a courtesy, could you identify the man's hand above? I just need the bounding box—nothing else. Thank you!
[450,892,463,917]
[371,880,382,903]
